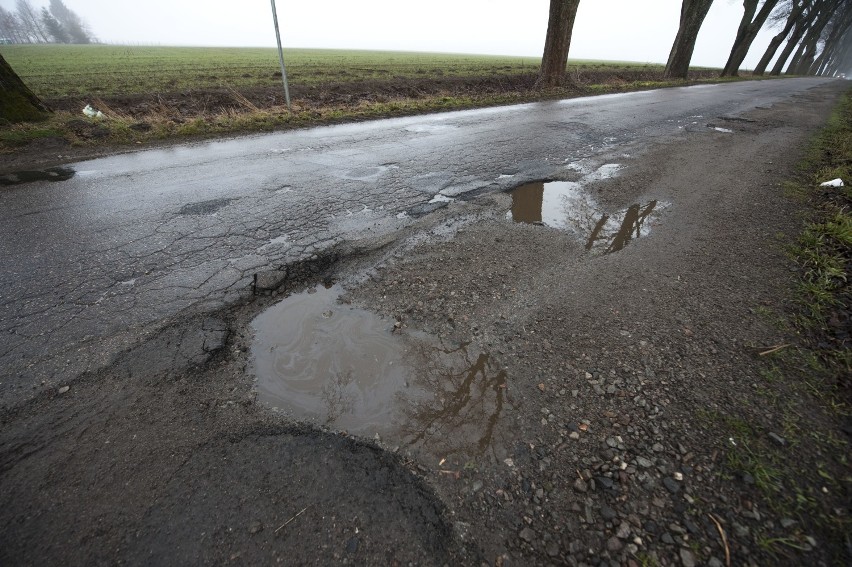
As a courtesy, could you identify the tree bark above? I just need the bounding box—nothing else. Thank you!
[770,1,821,75]
[787,3,835,74]
[807,5,852,74]
[827,36,852,75]
[0,53,51,123]
[537,0,582,87]
[721,0,780,76]
[753,0,808,75]
[664,0,716,79]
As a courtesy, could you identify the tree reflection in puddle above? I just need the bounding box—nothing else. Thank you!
[587,200,659,254]
[252,287,510,459]
[509,181,668,254]
[321,370,357,425]
[394,339,508,458]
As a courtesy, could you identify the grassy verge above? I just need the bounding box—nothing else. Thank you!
[792,95,852,373]
[0,44,747,156]
[704,90,851,563]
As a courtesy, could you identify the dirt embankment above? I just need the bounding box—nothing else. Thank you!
[45,70,720,118]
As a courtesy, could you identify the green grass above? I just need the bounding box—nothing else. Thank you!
[0,44,671,99]
[0,45,515,96]
[790,92,852,362]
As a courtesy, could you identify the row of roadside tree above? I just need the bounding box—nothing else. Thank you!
[0,0,94,45]
[539,0,852,85]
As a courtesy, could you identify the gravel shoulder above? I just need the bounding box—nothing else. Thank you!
[1,82,849,566]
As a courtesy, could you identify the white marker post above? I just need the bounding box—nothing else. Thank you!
[270,0,292,110]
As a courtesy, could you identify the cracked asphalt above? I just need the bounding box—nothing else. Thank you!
[1,77,850,566]
[0,77,839,409]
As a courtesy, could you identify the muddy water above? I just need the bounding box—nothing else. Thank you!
[509,181,667,253]
[252,285,508,457]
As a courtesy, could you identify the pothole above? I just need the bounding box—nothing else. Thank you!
[0,167,76,186]
[252,284,508,457]
[508,180,668,254]
[179,198,234,215]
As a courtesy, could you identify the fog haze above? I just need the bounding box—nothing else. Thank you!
[1,0,780,68]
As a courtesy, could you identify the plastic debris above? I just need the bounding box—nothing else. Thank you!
[83,104,104,119]
[819,178,844,187]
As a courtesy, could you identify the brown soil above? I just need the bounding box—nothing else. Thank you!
[46,70,719,118]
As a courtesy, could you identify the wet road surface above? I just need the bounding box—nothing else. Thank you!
[0,77,841,407]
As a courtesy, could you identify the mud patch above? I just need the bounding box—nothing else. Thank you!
[179,198,234,215]
[134,428,463,565]
[0,167,76,186]
[508,180,667,253]
[252,285,509,458]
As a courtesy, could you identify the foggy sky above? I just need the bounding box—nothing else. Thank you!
[2,0,782,69]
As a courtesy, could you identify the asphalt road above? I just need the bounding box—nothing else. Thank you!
[0,77,841,408]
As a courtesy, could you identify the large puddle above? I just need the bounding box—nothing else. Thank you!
[252,285,508,457]
[508,180,667,253]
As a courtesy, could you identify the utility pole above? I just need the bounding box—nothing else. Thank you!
[270,0,292,110]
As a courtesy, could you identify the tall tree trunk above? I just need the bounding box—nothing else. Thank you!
[537,0,582,87]
[770,5,819,75]
[788,3,835,73]
[0,53,51,123]
[753,0,808,75]
[808,6,852,74]
[832,41,852,74]
[664,0,716,79]
[721,0,781,76]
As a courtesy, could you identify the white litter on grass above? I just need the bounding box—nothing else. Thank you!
[82,104,104,119]
[428,194,455,204]
[713,127,734,133]
[396,212,408,219]
[820,178,844,188]
[497,174,515,180]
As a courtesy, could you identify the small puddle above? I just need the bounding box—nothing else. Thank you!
[508,181,667,253]
[252,285,507,457]
[0,167,76,186]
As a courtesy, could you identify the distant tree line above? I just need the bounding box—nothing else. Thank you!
[0,0,94,44]
[539,0,852,85]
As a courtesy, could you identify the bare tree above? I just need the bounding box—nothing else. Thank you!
[0,7,27,44]
[824,28,852,75]
[721,0,781,76]
[40,7,67,43]
[664,0,716,79]
[753,0,809,75]
[807,3,852,74]
[49,0,93,44]
[15,0,49,43]
[0,53,51,123]
[537,0,582,87]
[786,0,837,73]
[769,0,827,74]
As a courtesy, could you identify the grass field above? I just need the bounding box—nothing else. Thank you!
[0,44,667,98]
[0,45,733,159]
